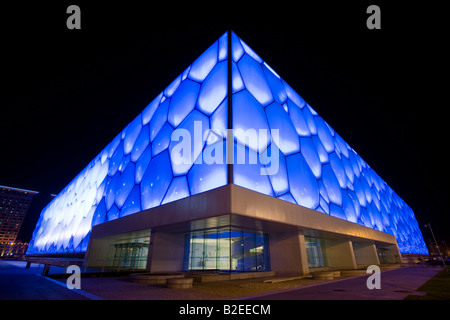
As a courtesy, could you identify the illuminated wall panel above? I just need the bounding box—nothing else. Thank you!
[28,31,427,255]
[27,32,230,255]
[231,32,427,254]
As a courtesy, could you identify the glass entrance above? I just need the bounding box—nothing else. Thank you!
[113,242,149,269]
[184,228,270,272]
[87,230,150,270]
[305,237,327,268]
[377,248,389,264]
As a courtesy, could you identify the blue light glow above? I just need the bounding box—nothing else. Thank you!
[27,31,427,256]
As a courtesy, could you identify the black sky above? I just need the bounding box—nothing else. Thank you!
[2,2,448,250]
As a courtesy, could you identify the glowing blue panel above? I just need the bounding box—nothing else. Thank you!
[233,90,271,153]
[288,99,311,137]
[335,133,349,158]
[263,62,287,104]
[105,133,122,160]
[277,193,297,205]
[131,124,150,162]
[105,171,121,211]
[210,98,228,139]
[197,61,227,115]
[303,105,317,135]
[342,190,358,223]
[142,92,163,125]
[135,145,151,184]
[319,197,330,214]
[108,141,124,177]
[169,110,209,176]
[370,202,384,231]
[114,162,135,209]
[372,187,381,211]
[189,40,218,82]
[164,75,181,98]
[238,54,273,106]
[265,102,300,155]
[205,131,222,146]
[349,151,361,178]
[188,141,227,195]
[149,98,169,141]
[168,79,201,127]
[91,199,107,227]
[286,153,319,209]
[234,143,274,197]
[361,173,373,203]
[342,156,354,184]
[231,31,244,62]
[162,176,190,205]
[261,144,289,196]
[318,180,330,203]
[330,204,346,220]
[141,150,172,210]
[218,32,228,61]
[232,62,245,93]
[152,122,173,157]
[348,189,361,218]
[107,204,120,222]
[118,154,130,173]
[315,117,335,153]
[353,176,367,207]
[283,80,305,109]
[300,137,322,179]
[240,38,263,63]
[322,164,342,206]
[120,185,141,218]
[182,66,191,81]
[329,153,347,189]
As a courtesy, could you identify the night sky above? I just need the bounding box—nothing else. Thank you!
[2,3,447,251]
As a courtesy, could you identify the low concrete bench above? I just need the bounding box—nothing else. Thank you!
[331,270,341,278]
[340,269,368,277]
[166,277,193,289]
[129,273,184,285]
[312,271,334,280]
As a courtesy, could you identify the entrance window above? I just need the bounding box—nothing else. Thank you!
[112,241,149,269]
[88,230,150,270]
[305,237,327,268]
[184,228,270,272]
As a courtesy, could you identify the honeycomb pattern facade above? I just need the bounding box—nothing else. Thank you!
[27,31,427,255]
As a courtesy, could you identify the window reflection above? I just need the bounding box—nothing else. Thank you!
[184,228,270,272]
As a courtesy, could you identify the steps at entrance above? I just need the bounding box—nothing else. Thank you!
[189,271,276,283]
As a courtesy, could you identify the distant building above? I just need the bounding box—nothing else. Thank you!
[0,185,38,257]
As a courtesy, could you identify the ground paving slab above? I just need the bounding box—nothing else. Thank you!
[0,260,443,300]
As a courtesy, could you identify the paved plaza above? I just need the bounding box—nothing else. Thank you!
[0,260,443,300]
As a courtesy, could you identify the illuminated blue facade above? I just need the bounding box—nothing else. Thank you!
[27,31,427,256]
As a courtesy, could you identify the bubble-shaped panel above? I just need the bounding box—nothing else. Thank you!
[168,79,201,127]
[233,90,271,153]
[169,109,209,176]
[140,150,173,210]
[234,143,274,197]
[286,153,320,209]
[238,54,273,106]
[265,102,300,155]
[197,61,227,115]
[189,39,218,82]
[188,141,227,196]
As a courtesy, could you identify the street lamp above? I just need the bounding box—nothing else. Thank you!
[424,223,448,272]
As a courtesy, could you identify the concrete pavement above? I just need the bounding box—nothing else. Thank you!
[0,260,98,300]
[0,260,443,300]
[240,265,443,300]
